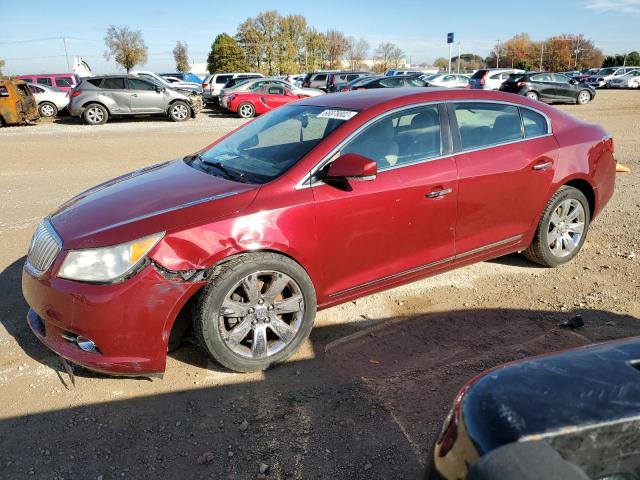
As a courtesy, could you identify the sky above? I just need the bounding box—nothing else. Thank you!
[1,0,639,75]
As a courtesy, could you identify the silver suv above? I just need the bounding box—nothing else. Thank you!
[68,75,203,125]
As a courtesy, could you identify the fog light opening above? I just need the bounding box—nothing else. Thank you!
[76,336,99,353]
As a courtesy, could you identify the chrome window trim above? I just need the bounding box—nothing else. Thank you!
[295,99,553,190]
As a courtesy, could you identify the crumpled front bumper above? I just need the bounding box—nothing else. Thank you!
[22,263,204,376]
[186,93,204,116]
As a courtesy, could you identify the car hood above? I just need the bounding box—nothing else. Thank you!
[50,159,258,249]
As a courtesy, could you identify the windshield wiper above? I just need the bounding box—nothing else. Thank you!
[201,159,248,183]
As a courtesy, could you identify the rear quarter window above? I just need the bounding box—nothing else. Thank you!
[85,78,103,87]
[521,108,549,138]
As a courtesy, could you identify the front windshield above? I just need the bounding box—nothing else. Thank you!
[189,105,357,184]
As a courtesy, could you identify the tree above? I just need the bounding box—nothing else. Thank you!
[0,59,4,76]
[277,14,308,74]
[236,18,264,71]
[346,37,369,70]
[207,33,248,73]
[373,42,404,73]
[603,51,640,67]
[305,28,329,71]
[325,30,349,69]
[255,10,280,74]
[104,25,148,73]
[433,57,449,70]
[173,41,190,73]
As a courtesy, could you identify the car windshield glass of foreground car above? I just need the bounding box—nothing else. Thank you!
[188,105,356,184]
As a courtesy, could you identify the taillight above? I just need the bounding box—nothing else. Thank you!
[202,83,209,89]
[517,81,527,87]
[480,72,488,86]
[71,90,81,98]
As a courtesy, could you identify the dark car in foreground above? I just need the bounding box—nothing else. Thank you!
[68,75,203,125]
[426,337,640,480]
[23,88,615,376]
[500,72,596,105]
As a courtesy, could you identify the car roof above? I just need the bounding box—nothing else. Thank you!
[297,88,547,112]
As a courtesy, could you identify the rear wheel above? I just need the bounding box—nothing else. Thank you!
[38,102,58,118]
[194,253,317,372]
[168,101,191,122]
[525,91,539,101]
[577,90,591,105]
[523,186,590,267]
[82,103,108,125]
[237,102,255,118]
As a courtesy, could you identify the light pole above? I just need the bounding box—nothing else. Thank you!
[457,41,461,74]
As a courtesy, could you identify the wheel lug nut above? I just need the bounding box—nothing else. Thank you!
[267,305,274,310]
[258,299,264,305]
[248,308,254,314]
[251,320,258,326]
[264,317,270,323]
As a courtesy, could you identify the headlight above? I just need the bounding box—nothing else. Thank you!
[58,232,163,282]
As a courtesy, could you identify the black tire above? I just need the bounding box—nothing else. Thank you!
[82,103,108,125]
[237,102,255,118]
[523,186,590,267]
[38,102,58,118]
[576,90,591,105]
[168,101,191,122]
[525,91,539,101]
[194,253,317,373]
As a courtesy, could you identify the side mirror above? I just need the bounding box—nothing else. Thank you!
[155,85,164,93]
[324,153,377,181]
[569,79,578,85]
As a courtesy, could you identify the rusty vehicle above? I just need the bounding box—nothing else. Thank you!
[0,77,39,126]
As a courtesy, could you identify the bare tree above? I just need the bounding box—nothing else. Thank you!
[346,37,369,70]
[173,41,190,73]
[104,25,148,73]
[373,42,404,73]
[325,30,349,69]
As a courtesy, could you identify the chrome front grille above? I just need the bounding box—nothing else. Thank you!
[25,220,62,276]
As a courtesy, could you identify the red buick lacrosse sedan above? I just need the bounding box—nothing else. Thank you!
[22,88,616,375]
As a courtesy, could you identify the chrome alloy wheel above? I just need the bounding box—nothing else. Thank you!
[171,103,189,120]
[40,103,56,117]
[238,103,254,118]
[547,199,586,258]
[86,106,104,123]
[577,91,591,104]
[218,271,304,359]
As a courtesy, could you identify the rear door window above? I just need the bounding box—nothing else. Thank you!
[37,77,53,86]
[55,77,73,87]
[521,108,549,138]
[453,102,523,150]
[28,85,44,94]
[380,77,404,87]
[216,75,232,84]
[102,77,126,89]
[314,74,327,82]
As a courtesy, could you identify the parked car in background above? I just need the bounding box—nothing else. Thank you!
[0,78,38,125]
[201,73,263,103]
[573,68,599,82]
[219,77,323,109]
[68,75,202,125]
[17,73,79,92]
[228,83,310,118]
[301,71,341,91]
[385,69,433,76]
[131,71,203,94]
[423,73,469,88]
[162,76,201,88]
[585,66,640,88]
[22,88,614,376]
[426,338,640,480]
[500,72,595,104]
[345,75,427,90]
[327,71,371,92]
[608,69,640,88]
[469,68,526,90]
[160,72,202,84]
[27,83,69,117]
[338,75,383,92]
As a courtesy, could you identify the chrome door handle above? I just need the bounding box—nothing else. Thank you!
[533,161,553,170]
[426,188,452,198]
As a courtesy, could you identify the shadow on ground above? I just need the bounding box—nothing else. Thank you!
[2,256,639,479]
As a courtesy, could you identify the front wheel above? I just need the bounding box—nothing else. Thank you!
[525,91,539,101]
[168,101,191,122]
[38,102,58,118]
[577,90,591,105]
[194,253,317,372]
[523,186,590,267]
[237,102,255,118]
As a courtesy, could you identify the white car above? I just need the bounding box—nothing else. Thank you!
[27,83,69,117]
[201,72,264,103]
[131,71,203,94]
[218,77,324,109]
[607,70,640,89]
[424,73,470,88]
[469,68,525,90]
[586,66,640,88]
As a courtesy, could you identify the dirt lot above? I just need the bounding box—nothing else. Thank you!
[1,94,639,479]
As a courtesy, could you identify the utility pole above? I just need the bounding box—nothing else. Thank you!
[539,42,544,71]
[495,40,500,68]
[457,41,461,74]
[62,36,71,72]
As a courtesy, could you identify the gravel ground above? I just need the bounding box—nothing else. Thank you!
[0,93,639,479]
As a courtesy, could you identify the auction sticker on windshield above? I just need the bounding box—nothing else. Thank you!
[317,110,358,120]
